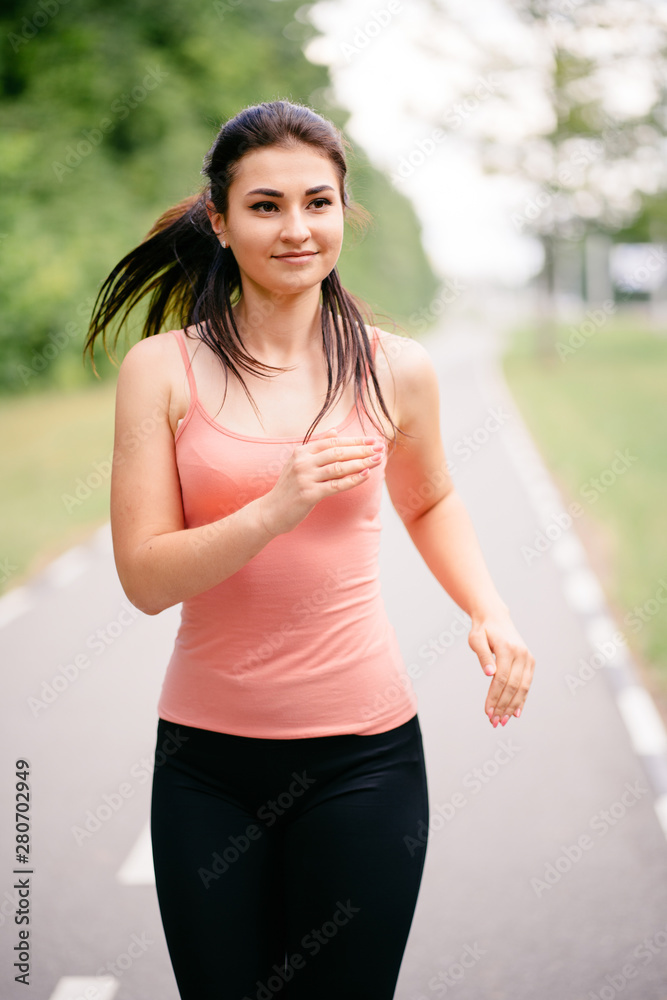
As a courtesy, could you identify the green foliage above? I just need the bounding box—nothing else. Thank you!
[612,190,667,243]
[338,145,440,332]
[0,0,439,394]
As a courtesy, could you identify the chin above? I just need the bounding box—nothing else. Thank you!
[273,269,332,293]
[240,260,337,296]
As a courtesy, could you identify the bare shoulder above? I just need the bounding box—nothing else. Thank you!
[115,331,186,434]
[366,324,437,388]
[116,330,185,400]
[117,330,179,374]
[365,324,440,438]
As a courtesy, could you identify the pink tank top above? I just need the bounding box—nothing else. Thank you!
[156,325,418,738]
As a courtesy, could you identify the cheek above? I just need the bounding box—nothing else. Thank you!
[234,224,274,260]
[320,219,344,251]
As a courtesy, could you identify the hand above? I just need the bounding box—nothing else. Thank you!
[467,610,535,727]
[258,428,386,536]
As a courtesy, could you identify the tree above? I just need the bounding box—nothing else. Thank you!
[417,0,667,355]
[0,0,439,392]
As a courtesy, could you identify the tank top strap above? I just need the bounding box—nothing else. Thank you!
[368,324,380,366]
[370,324,378,362]
[170,325,378,406]
[171,329,198,404]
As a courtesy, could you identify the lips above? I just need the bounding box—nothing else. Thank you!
[273,251,318,258]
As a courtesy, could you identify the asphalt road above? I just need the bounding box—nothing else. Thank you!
[2,311,666,1000]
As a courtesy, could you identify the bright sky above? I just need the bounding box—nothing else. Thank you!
[302,0,666,287]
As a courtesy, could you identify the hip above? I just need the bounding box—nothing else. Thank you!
[151,713,426,821]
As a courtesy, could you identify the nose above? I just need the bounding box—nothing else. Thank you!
[280,206,310,245]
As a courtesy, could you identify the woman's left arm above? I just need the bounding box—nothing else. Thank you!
[381,333,535,727]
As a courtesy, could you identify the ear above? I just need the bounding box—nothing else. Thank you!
[205,199,225,236]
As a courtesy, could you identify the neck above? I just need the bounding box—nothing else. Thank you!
[233,280,326,364]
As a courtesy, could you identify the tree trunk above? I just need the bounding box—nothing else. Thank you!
[536,234,557,361]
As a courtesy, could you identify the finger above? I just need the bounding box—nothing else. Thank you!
[311,434,384,482]
[469,626,511,727]
[487,642,535,726]
[307,426,341,451]
[321,448,383,484]
[311,433,381,452]
[488,655,523,724]
[467,623,497,678]
[502,654,535,720]
[482,640,518,723]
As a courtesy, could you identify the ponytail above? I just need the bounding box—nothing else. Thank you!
[84,193,222,368]
[84,100,411,447]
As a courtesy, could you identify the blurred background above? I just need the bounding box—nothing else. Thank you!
[2,0,665,711]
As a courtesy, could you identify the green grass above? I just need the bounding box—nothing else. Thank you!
[503,316,667,698]
[1,377,116,595]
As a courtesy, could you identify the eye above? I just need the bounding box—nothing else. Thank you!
[309,198,332,209]
[250,201,278,213]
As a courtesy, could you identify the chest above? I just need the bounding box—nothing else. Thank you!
[171,335,395,440]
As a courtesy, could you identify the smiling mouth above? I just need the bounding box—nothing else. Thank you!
[273,252,318,258]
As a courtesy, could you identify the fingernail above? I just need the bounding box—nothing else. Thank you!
[487,706,495,718]
[492,716,500,727]
[515,707,522,719]
[500,715,509,726]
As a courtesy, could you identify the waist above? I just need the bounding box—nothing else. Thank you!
[158,594,418,738]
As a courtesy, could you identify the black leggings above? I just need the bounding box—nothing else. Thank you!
[150,713,430,1000]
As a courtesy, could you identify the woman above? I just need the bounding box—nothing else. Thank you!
[85,100,535,1000]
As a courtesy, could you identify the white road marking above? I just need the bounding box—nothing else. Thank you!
[0,585,32,628]
[48,976,119,1000]
[533,483,563,513]
[92,521,114,554]
[550,532,587,572]
[562,567,606,615]
[475,351,667,848]
[42,546,90,587]
[616,686,667,756]
[585,614,629,666]
[116,820,154,885]
[0,526,115,630]
[654,795,667,841]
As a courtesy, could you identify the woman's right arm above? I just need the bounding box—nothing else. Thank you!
[110,336,383,615]
[110,336,280,615]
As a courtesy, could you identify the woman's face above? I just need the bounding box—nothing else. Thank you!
[209,143,345,299]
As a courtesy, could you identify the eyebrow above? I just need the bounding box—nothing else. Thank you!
[244,185,335,197]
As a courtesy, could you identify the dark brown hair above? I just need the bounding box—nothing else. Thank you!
[83,99,407,446]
